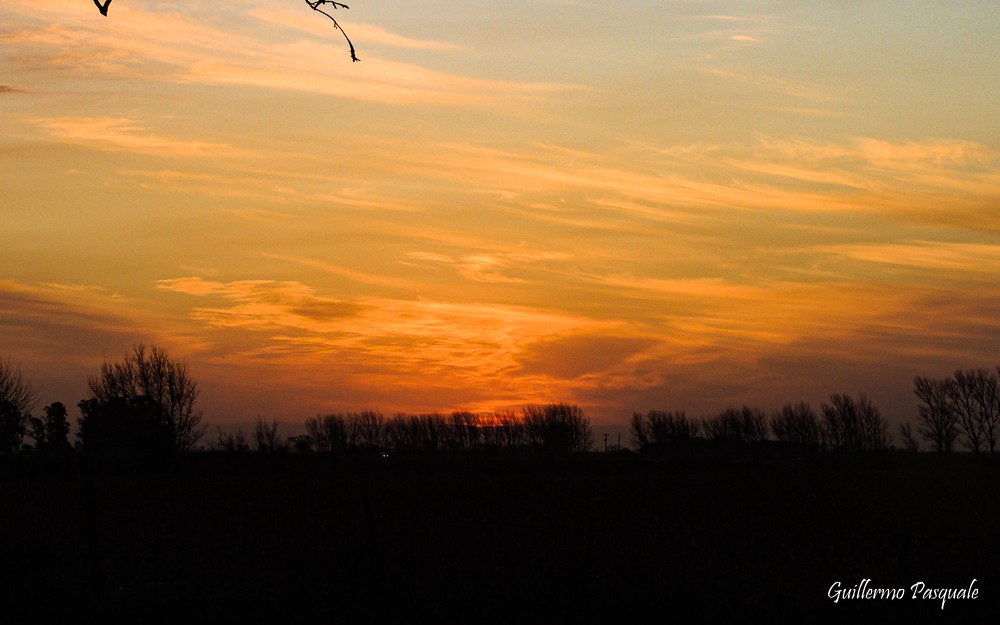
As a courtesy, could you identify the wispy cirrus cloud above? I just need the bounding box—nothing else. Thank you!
[402,249,573,284]
[1,2,571,107]
[350,135,1000,229]
[701,67,842,103]
[157,277,362,332]
[0,279,207,368]
[249,8,461,51]
[35,117,241,158]
[812,241,1000,274]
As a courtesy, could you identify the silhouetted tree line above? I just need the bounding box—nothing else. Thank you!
[627,372,1000,458]
[220,403,594,457]
[0,346,205,458]
[4,347,1000,462]
[914,368,1000,456]
[630,393,889,455]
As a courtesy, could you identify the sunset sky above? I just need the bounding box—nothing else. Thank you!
[2,0,999,433]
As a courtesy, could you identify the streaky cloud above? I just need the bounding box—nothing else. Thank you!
[36,117,242,158]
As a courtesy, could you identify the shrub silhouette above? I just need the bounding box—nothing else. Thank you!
[77,396,175,456]
[215,425,250,453]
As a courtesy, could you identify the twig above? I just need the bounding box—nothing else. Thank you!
[306,0,360,62]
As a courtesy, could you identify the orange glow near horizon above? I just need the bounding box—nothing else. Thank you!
[2,1,999,429]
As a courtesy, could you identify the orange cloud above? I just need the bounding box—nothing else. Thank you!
[157,278,362,332]
[815,242,1000,274]
[37,117,240,157]
[250,8,461,51]
[2,3,572,108]
[515,335,656,379]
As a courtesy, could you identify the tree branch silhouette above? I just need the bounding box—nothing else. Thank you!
[306,0,360,62]
[90,0,361,62]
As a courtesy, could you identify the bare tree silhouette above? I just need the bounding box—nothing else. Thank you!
[305,413,350,452]
[947,370,987,456]
[897,421,919,452]
[93,0,111,17]
[449,411,481,452]
[821,393,888,452]
[0,357,36,454]
[215,425,250,453]
[523,403,593,454]
[704,406,768,445]
[770,402,823,450]
[384,412,446,453]
[86,344,205,452]
[0,356,37,417]
[352,410,386,449]
[498,410,527,450]
[253,418,285,453]
[630,410,698,450]
[972,368,1000,456]
[913,376,958,455]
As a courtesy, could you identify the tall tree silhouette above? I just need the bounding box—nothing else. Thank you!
[704,406,768,445]
[913,376,958,455]
[523,403,593,454]
[770,402,823,450]
[971,368,1000,456]
[0,400,26,454]
[897,421,919,452]
[0,356,37,418]
[27,402,73,454]
[943,368,1000,456]
[821,393,888,452]
[0,357,36,454]
[84,344,204,452]
[253,418,285,453]
[631,410,698,450]
[352,410,386,448]
[305,413,349,452]
[946,370,986,456]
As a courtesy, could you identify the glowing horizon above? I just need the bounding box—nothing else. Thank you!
[2,1,998,428]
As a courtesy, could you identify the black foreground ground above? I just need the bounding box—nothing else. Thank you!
[1,452,997,623]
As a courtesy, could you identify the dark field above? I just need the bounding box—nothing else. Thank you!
[2,453,998,622]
